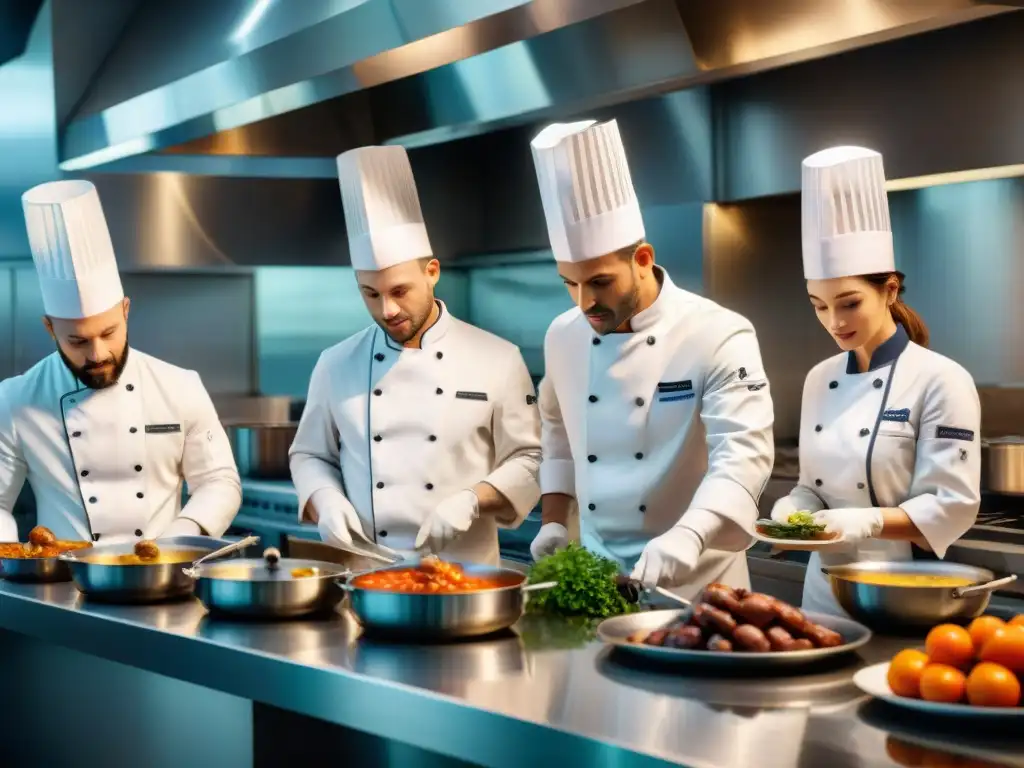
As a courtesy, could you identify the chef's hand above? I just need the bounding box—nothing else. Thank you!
[811,508,883,543]
[530,522,569,561]
[630,526,703,589]
[162,517,202,537]
[770,495,798,523]
[414,489,479,554]
[313,489,375,549]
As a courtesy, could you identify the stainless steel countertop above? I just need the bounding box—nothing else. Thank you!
[0,582,1021,768]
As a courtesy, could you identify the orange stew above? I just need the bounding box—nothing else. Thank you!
[351,558,515,594]
[0,541,91,559]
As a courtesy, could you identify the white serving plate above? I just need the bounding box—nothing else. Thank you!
[853,662,1024,718]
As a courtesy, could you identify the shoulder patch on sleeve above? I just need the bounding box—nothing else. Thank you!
[936,426,975,442]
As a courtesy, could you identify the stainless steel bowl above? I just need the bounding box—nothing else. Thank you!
[224,422,297,480]
[824,561,1017,630]
[194,557,348,619]
[0,552,77,583]
[59,535,237,603]
[343,560,554,640]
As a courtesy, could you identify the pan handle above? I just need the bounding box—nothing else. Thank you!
[521,580,557,594]
[953,574,1017,599]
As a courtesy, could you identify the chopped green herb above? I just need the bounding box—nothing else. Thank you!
[526,543,637,619]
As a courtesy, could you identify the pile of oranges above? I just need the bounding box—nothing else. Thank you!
[888,614,1024,707]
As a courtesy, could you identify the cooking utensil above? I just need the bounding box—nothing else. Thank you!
[193,546,349,619]
[59,535,244,603]
[854,663,1024,719]
[224,422,297,480]
[981,435,1024,495]
[342,559,557,640]
[614,575,691,608]
[181,535,262,578]
[823,560,1017,629]
[598,608,872,670]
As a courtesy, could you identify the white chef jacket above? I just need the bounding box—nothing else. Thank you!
[776,326,982,615]
[289,302,542,566]
[539,267,775,597]
[0,349,242,543]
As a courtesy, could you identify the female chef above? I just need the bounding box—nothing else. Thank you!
[771,146,982,616]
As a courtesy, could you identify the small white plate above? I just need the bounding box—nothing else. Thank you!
[853,662,1024,718]
[751,521,847,551]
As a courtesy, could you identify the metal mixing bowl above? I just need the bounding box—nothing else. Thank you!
[824,560,1016,630]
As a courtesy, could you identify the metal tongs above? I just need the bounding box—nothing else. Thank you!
[616,575,692,608]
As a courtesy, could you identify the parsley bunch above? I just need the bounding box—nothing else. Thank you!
[525,543,637,619]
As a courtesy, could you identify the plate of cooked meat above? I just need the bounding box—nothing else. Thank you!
[597,583,872,669]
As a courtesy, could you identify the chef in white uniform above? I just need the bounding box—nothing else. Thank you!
[289,146,541,566]
[0,180,242,544]
[771,146,982,615]
[527,120,775,596]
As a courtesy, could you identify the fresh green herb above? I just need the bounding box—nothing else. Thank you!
[756,511,831,540]
[525,543,637,619]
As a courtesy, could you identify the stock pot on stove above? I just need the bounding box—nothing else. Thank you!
[982,436,1024,495]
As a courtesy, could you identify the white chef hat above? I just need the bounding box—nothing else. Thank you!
[22,180,124,319]
[531,119,645,263]
[801,146,894,280]
[336,145,433,272]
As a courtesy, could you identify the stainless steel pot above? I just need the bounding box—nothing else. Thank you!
[193,549,348,619]
[59,535,243,603]
[342,560,556,640]
[224,422,298,480]
[982,436,1024,495]
[0,552,77,583]
[824,560,1017,630]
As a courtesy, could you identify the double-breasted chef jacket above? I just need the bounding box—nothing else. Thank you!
[539,267,775,594]
[0,349,242,543]
[780,326,982,614]
[289,301,542,567]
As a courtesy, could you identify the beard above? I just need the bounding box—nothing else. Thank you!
[586,276,641,336]
[58,339,130,390]
[377,301,435,345]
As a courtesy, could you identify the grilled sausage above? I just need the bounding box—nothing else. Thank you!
[645,629,671,647]
[704,582,739,599]
[702,584,744,615]
[734,594,777,628]
[695,603,738,636]
[771,600,811,635]
[707,634,734,652]
[791,638,814,651]
[766,626,797,652]
[667,625,705,649]
[803,623,844,648]
[733,624,771,653]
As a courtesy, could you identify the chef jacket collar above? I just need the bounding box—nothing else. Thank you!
[624,265,670,334]
[381,300,452,352]
[845,325,909,374]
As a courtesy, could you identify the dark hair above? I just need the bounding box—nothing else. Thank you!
[862,271,929,347]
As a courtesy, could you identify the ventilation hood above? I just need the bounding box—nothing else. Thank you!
[57,0,1012,175]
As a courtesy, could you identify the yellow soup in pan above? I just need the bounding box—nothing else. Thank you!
[843,573,976,588]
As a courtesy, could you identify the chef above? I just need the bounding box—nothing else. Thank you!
[527,119,775,597]
[0,180,242,544]
[771,146,981,615]
[288,145,541,566]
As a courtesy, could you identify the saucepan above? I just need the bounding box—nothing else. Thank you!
[59,535,257,603]
[0,526,92,583]
[823,560,1017,630]
[192,547,349,619]
[340,557,557,640]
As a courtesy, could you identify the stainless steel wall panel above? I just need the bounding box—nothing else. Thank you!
[0,270,13,380]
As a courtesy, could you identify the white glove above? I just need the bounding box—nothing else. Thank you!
[530,522,569,561]
[414,489,479,554]
[161,517,202,537]
[811,508,883,543]
[313,488,379,547]
[770,495,799,523]
[631,526,703,589]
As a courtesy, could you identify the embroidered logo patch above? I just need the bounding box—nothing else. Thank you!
[145,423,181,434]
[657,380,692,393]
[455,391,488,402]
[738,367,748,380]
[526,394,537,405]
[660,392,695,402]
[936,426,975,442]
[882,408,911,423]
[959,448,969,461]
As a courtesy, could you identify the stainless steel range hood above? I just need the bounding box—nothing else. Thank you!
[57,0,1012,175]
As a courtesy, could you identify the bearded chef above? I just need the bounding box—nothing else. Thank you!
[527,120,775,597]
[288,146,541,566]
[771,146,981,615]
[0,180,242,544]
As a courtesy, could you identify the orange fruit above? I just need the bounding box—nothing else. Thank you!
[965,662,1021,707]
[967,615,1005,651]
[978,624,1024,673]
[888,649,930,698]
[919,663,967,703]
[925,624,975,668]
[1009,614,1024,628]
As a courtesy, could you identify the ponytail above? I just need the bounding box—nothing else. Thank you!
[864,272,930,348]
